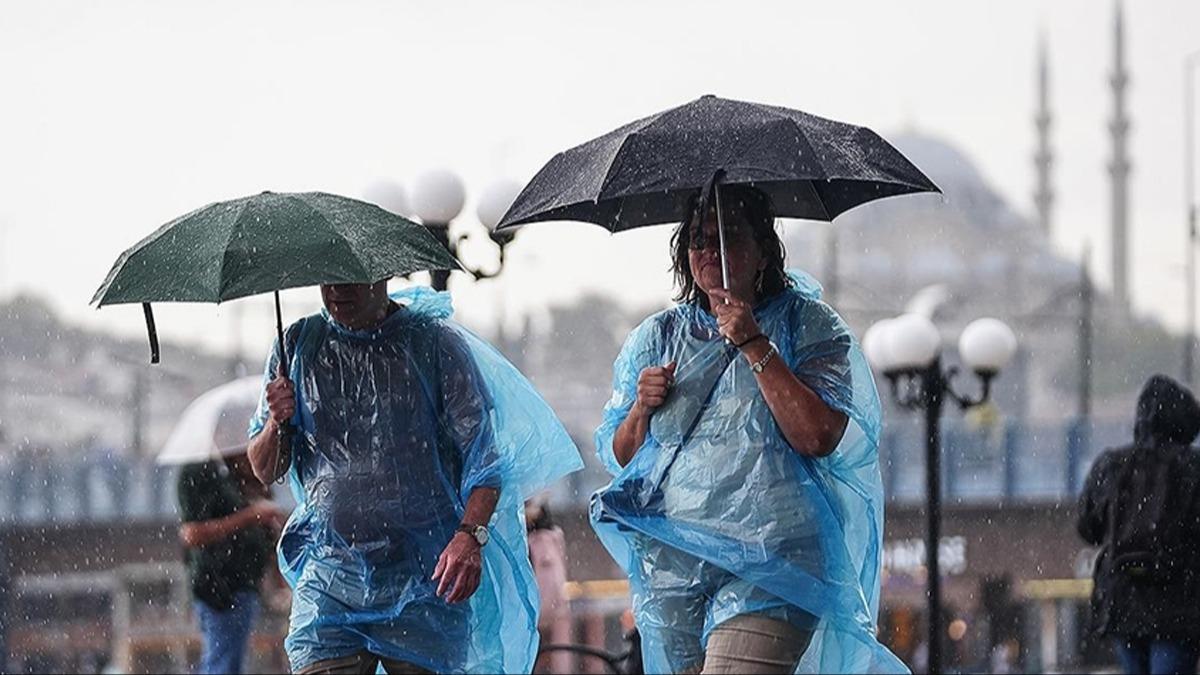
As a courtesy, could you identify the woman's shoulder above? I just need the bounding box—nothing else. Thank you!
[773,286,846,332]
[630,305,688,336]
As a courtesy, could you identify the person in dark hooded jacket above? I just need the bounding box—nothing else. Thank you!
[1078,374,1200,675]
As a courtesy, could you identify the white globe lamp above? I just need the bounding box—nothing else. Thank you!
[958,318,1017,376]
[862,319,897,373]
[411,169,466,224]
[362,180,410,217]
[476,179,523,231]
[886,313,942,371]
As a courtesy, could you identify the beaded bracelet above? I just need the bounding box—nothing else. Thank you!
[733,333,767,350]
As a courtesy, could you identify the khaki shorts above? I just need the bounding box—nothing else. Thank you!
[294,651,432,675]
[701,613,814,675]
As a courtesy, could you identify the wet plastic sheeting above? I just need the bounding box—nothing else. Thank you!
[591,271,907,674]
[249,287,582,673]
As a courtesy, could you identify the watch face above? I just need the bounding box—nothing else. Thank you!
[474,527,490,546]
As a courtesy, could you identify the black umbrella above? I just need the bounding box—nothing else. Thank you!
[497,95,939,288]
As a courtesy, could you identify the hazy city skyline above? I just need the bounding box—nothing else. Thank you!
[2,0,1198,359]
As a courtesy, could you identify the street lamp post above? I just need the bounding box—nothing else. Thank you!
[411,169,468,292]
[1184,52,1200,386]
[474,178,524,272]
[406,170,522,291]
[864,315,1017,675]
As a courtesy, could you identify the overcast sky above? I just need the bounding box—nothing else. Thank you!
[2,0,1198,359]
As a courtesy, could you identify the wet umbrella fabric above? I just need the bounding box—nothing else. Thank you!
[496,94,939,233]
[91,191,461,363]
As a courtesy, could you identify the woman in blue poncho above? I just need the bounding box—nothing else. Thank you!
[591,185,907,674]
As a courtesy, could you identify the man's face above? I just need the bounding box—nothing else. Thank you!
[320,282,388,329]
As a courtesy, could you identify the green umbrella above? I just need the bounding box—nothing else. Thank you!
[92,190,462,365]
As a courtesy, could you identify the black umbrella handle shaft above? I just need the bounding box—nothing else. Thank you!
[273,290,294,484]
[274,291,289,374]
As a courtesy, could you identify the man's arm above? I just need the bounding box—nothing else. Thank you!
[433,486,499,604]
[248,417,290,485]
[248,374,296,484]
[461,485,500,529]
[179,501,284,548]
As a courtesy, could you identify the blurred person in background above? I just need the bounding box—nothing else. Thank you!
[178,450,285,675]
[1078,374,1200,675]
[526,496,570,673]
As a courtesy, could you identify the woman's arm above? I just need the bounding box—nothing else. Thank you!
[612,362,676,466]
[739,339,848,458]
[710,288,847,458]
[612,405,651,468]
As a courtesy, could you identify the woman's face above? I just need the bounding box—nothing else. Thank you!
[686,208,765,303]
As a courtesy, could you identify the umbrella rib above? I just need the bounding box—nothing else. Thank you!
[594,111,663,200]
[215,198,253,302]
[92,201,223,305]
[290,193,373,282]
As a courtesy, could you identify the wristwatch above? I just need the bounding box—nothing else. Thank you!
[750,342,778,373]
[458,523,490,547]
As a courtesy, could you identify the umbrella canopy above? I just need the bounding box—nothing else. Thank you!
[91,190,462,363]
[94,191,459,305]
[157,376,262,465]
[497,94,939,233]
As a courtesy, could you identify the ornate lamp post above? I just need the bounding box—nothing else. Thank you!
[410,169,468,292]
[372,172,522,291]
[474,178,523,271]
[863,315,1017,675]
[1184,51,1200,386]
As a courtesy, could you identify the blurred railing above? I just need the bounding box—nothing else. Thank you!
[0,417,1131,525]
[880,416,1127,503]
[0,452,178,525]
[6,563,289,674]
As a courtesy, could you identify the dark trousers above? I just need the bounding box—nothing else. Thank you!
[1114,637,1200,675]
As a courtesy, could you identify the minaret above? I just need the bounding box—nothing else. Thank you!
[1108,0,1132,309]
[1033,34,1054,238]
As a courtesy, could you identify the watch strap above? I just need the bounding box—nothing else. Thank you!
[751,343,777,373]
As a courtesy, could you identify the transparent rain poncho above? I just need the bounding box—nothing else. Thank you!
[249,287,582,674]
[591,271,907,674]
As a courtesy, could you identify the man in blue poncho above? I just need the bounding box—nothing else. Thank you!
[247,281,581,674]
[592,186,907,674]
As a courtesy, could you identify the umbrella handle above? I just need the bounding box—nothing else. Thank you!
[274,423,293,484]
[273,290,294,484]
[713,179,731,295]
[143,303,161,364]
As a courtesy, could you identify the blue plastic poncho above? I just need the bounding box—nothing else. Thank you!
[249,287,583,674]
[591,272,907,674]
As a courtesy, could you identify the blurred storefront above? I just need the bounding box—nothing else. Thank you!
[878,503,1108,673]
